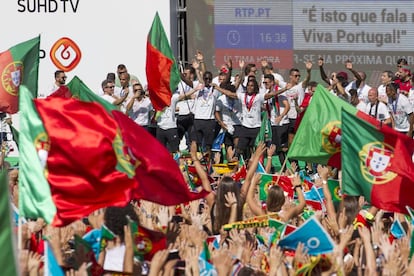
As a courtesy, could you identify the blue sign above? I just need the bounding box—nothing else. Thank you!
[215,24,293,49]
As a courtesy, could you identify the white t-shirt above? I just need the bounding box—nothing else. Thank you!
[282,82,305,120]
[269,95,290,126]
[356,101,367,113]
[237,92,265,128]
[216,94,242,127]
[193,86,220,120]
[388,94,414,132]
[128,97,153,126]
[364,101,390,122]
[176,80,197,115]
[115,86,133,113]
[157,93,180,130]
[101,94,116,104]
[377,84,389,103]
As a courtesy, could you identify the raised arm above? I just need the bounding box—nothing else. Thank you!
[302,60,313,88]
[318,57,331,85]
[245,143,267,216]
[177,83,203,101]
[212,83,238,99]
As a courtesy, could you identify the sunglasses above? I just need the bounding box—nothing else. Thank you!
[106,86,114,89]
[293,74,301,77]
[134,89,143,92]
[204,77,212,80]
[263,81,268,84]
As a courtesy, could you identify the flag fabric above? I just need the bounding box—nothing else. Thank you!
[146,12,181,111]
[269,218,297,237]
[390,219,406,239]
[0,169,18,276]
[212,129,226,152]
[82,228,102,261]
[278,217,335,255]
[341,109,414,213]
[255,111,272,146]
[128,218,167,261]
[232,155,247,182]
[74,235,104,276]
[0,36,40,113]
[51,76,117,112]
[100,224,116,253]
[288,84,376,168]
[259,173,294,201]
[256,161,266,174]
[328,179,342,202]
[304,186,325,201]
[19,86,138,226]
[44,241,64,276]
[112,110,210,205]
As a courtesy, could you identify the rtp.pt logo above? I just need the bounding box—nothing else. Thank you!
[50,37,81,72]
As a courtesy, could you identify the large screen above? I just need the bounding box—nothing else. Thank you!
[188,0,414,86]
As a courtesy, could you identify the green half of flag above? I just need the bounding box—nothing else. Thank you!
[0,169,18,276]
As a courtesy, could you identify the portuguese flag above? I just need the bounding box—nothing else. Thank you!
[259,173,294,200]
[288,85,376,168]
[19,85,138,226]
[146,12,180,111]
[341,109,414,213]
[0,36,40,113]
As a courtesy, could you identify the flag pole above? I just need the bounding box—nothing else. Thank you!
[276,157,288,184]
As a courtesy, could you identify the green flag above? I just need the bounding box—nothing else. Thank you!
[255,111,272,147]
[66,76,117,112]
[288,85,357,168]
[327,179,342,203]
[19,85,56,223]
[0,169,18,276]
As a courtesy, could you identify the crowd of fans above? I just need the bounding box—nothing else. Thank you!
[4,52,414,275]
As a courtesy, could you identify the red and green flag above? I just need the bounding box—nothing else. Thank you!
[288,85,376,168]
[341,109,414,213]
[51,76,117,112]
[128,217,167,261]
[327,179,342,203]
[0,169,18,276]
[19,85,138,226]
[0,36,40,113]
[259,173,294,201]
[146,12,181,111]
[232,155,247,182]
[73,235,104,276]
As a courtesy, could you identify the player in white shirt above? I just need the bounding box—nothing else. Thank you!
[386,82,414,137]
[214,78,291,159]
[157,83,202,153]
[364,87,391,125]
[126,83,153,131]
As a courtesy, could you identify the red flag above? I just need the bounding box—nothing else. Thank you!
[146,12,181,111]
[112,110,210,205]
[32,97,138,226]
